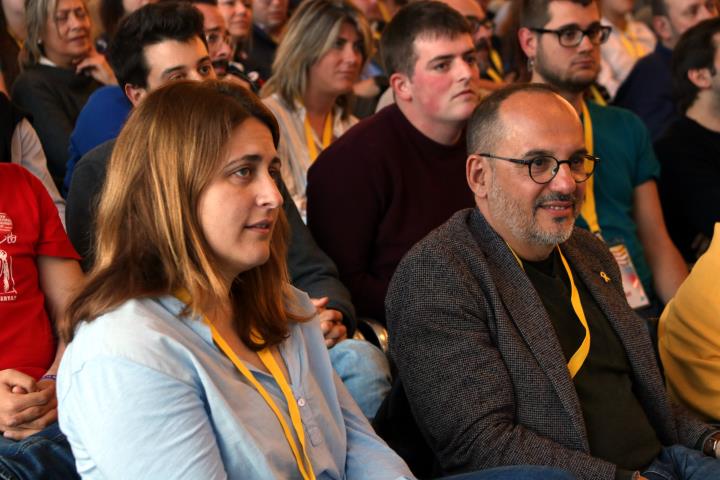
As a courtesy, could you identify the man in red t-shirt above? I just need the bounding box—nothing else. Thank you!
[0,163,83,479]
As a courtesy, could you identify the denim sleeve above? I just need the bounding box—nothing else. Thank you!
[58,356,228,480]
[334,372,415,480]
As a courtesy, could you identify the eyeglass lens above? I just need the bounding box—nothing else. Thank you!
[529,156,595,184]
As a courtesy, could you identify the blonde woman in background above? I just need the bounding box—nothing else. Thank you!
[261,0,371,219]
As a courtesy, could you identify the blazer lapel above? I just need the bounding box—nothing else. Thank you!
[467,211,589,447]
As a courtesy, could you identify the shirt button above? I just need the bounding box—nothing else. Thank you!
[297,398,306,407]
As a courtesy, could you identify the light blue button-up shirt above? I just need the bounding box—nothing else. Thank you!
[57,287,413,480]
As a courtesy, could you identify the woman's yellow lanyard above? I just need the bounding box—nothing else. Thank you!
[174,288,316,480]
[304,112,333,163]
[507,246,591,379]
[580,101,601,236]
[207,323,316,480]
[618,27,646,60]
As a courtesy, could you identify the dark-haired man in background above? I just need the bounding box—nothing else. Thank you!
[307,0,479,324]
[655,17,720,262]
[615,0,718,139]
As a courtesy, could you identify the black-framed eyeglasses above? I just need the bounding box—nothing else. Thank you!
[466,15,494,34]
[530,24,611,47]
[477,153,599,184]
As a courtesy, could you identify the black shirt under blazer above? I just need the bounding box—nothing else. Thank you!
[385,208,711,480]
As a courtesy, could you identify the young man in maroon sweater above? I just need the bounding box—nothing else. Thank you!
[306,0,480,324]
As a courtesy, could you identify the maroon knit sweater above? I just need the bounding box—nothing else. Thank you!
[307,104,474,324]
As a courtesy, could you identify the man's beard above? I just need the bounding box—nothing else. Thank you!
[488,175,579,248]
[534,46,597,94]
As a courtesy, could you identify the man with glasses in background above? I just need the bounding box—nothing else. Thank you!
[384,82,720,480]
[517,0,687,316]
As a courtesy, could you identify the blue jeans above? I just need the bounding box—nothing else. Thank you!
[441,466,576,479]
[643,445,720,480]
[329,339,391,421]
[0,422,78,480]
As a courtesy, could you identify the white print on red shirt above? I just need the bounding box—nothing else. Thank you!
[0,212,18,301]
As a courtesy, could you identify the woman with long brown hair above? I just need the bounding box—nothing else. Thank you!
[55,80,413,479]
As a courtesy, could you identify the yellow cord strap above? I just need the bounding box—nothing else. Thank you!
[579,101,601,235]
[507,245,591,378]
[486,67,504,84]
[618,28,646,59]
[208,323,316,480]
[304,112,333,163]
[588,85,607,107]
[489,48,504,76]
[173,291,315,480]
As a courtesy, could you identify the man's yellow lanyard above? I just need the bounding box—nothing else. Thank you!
[580,101,601,235]
[588,85,607,106]
[489,48,504,76]
[508,246,591,378]
[618,28,646,59]
[175,292,315,480]
[304,112,333,163]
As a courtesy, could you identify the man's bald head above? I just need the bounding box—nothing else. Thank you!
[467,83,575,156]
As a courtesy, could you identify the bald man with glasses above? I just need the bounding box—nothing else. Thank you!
[381,82,720,480]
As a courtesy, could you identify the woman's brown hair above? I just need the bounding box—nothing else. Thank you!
[62,80,305,350]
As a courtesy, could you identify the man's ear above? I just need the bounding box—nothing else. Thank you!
[467,153,492,199]
[687,67,713,89]
[389,72,412,102]
[517,27,537,60]
[124,83,147,107]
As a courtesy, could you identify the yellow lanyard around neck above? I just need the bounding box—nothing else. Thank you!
[618,27,645,59]
[579,101,601,236]
[489,48,504,76]
[486,66,504,84]
[508,245,591,379]
[304,112,333,163]
[174,291,315,480]
[588,85,607,106]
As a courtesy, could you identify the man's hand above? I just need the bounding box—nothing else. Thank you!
[311,297,347,348]
[0,370,57,440]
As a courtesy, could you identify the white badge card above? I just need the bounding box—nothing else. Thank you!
[608,243,650,309]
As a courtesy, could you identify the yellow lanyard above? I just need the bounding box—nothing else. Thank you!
[485,67,504,84]
[304,112,333,163]
[588,85,607,106]
[489,48,504,76]
[508,246,592,379]
[378,0,391,22]
[618,28,645,59]
[579,101,601,235]
[175,292,315,480]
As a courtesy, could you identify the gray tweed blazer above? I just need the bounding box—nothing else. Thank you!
[386,208,712,480]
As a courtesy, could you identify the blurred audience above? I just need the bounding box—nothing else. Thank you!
[1,0,25,93]
[656,16,720,262]
[11,0,116,189]
[63,1,211,196]
[261,0,372,218]
[598,0,656,98]
[244,0,288,80]
[615,0,718,139]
